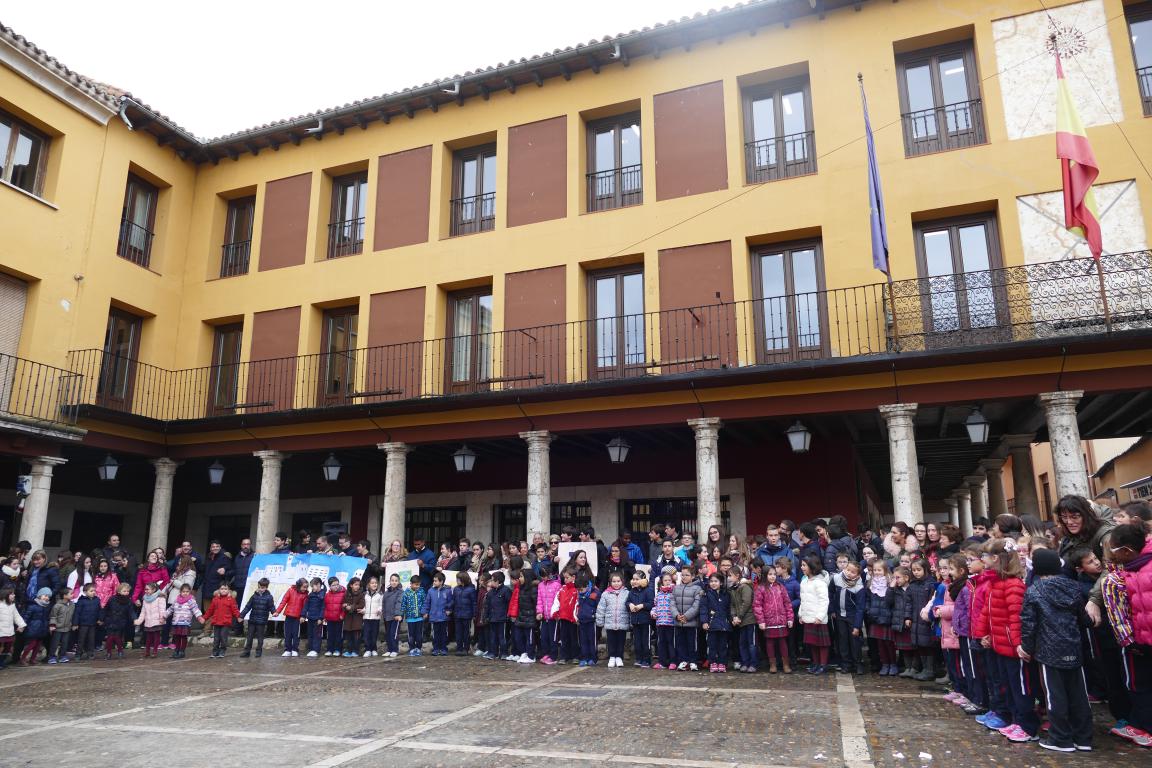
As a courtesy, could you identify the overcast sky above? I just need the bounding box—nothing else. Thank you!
[5,0,721,139]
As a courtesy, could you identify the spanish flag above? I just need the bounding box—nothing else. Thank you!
[1055,53,1102,258]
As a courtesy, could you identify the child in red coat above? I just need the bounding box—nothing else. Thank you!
[203,584,239,658]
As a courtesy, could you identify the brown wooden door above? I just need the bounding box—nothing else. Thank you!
[206,323,243,415]
[445,288,493,394]
[97,309,141,411]
[588,268,645,380]
[318,307,359,406]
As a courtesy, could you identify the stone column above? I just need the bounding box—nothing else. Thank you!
[17,456,67,552]
[253,450,284,554]
[942,497,959,527]
[1004,435,1040,518]
[378,443,409,551]
[879,403,923,526]
[147,458,180,553]
[520,431,552,539]
[979,458,1008,518]
[1038,390,1090,499]
[952,487,972,537]
[688,418,723,537]
[964,475,987,538]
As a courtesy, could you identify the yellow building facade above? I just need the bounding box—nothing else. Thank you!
[2,0,1152,559]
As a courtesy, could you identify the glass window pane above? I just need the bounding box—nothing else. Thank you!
[0,117,10,181]
[595,277,617,320]
[477,295,492,380]
[759,254,788,351]
[751,96,776,141]
[622,273,644,316]
[791,249,818,294]
[1133,18,1152,67]
[10,130,42,193]
[958,224,995,328]
[759,253,786,298]
[781,90,807,135]
[594,128,615,173]
[480,153,496,196]
[622,274,644,365]
[791,249,820,347]
[938,58,969,104]
[354,179,367,219]
[922,230,959,331]
[451,298,473,382]
[957,225,991,272]
[922,230,954,276]
[460,157,476,197]
[904,64,937,138]
[595,276,617,369]
[620,121,641,168]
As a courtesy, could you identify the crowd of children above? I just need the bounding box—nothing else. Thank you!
[3,498,1152,755]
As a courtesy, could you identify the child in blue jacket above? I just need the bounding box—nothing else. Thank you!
[426,571,453,656]
[303,578,326,657]
[73,583,101,661]
[451,572,477,656]
[483,572,511,660]
[702,573,732,673]
[626,571,653,668]
[402,575,427,656]
[576,574,600,666]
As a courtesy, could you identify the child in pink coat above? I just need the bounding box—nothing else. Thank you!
[753,567,794,673]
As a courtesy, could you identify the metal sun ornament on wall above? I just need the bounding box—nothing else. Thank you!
[1046,17,1088,60]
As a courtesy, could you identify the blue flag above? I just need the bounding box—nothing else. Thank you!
[859,76,889,275]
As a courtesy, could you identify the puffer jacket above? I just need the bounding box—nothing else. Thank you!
[934,587,959,650]
[166,569,197,604]
[382,586,404,620]
[729,581,755,627]
[823,536,859,574]
[671,580,703,626]
[906,575,938,647]
[889,585,912,631]
[362,590,384,621]
[342,590,366,631]
[324,586,346,622]
[401,587,426,621]
[514,581,538,628]
[952,582,972,638]
[536,577,561,620]
[753,582,792,628]
[1020,575,1086,668]
[93,573,120,607]
[23,600,52,639]
[49,600,76,630]
[1127,538,1152,646]
[576,585,600,623]
[426,585,453,623]
[451,585,476,620]
[73,594,101,626]
[652,586,676,626]
[202,594,239,626]
[100,595,136,634]
[972,571,1026,658]
[702,587,732,631]
[485,585,511,622]
[554,583,578,623]
[798,571,830,624]
[169,595,204,626]
[276,587,307,619]
[626,585,652,625]
[303,589,325,621]
[132,564,171,603]
[864,584,894,628]
[596,586,630,630]
[135,594,167,628]
[0,602,27,636]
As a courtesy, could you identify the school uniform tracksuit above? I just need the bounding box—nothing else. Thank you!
[452,585,477,653]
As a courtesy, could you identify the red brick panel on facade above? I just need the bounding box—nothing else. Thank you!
[653,81,728,200]
[657,241,737,374]
[506,117,568,227]
[365,287,426,400]
[374,146,433,251]
[258,174,312,271]
[248,306,301,410]
[503,266,567,386]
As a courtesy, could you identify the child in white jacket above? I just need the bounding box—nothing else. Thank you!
[798,554,832,675]
[361,576,384,656]
[0,590,27,668]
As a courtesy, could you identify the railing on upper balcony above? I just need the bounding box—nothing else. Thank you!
[744,131,817,183]
[219,239,251,278]
[0,353,83,427]
[1138,66,1152,117]
[587,165,643,212]
[901,98,986,157]
[327,217,365,258]
[116,219,155,268]
[62,252,1152,423]
[449,193,495,236]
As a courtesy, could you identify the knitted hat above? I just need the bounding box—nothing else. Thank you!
[36,587,53,598]
[661,565,679,577]
[1031,548,1063,578]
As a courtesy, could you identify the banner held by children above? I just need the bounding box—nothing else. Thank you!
[239,553,368,621]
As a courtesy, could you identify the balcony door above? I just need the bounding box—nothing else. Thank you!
[743,79,816,182]
[97,309,141,411]
[898,43,985,156]
[587,113,642,211]
[207,323,243,414]
[319,307,358,406]
[589,268,645,380]
[752,242,826,362]
[446,288,493,393]
[914,215,1007,345]
[117,175,157,267]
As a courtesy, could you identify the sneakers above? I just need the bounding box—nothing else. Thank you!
[1038,739,1074,753]
[999,724,1038,742]
[1074,744,1094,752]
[472,649,485,657]
[306,651,318,658]
[688,663,699,672]
[652,663,665,670]
[977,713,1008,730]
[677,662,688,671]
[951,695,971,707]
[408,649,419,656]
[943,692,962,702]
[734,662,744,671]
[1110,724,1152,747]
[961,703,987,716]
[745,667,757,673]
[578,660,589,667]
[709,663,718,673]
[540,656,555,665]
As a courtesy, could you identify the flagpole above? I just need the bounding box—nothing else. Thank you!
[886,275,901,352]
[1094,258,1112,331]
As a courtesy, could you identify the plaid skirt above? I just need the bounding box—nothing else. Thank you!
[894,629,915,651]
[802,622,831,647]
[763,625,790,639]
[170,626,190,637]
[868,623,894,641]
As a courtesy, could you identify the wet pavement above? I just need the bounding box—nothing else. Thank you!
[0,648,1146,767]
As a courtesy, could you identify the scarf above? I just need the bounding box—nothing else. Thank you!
[176,593,194,605]
[869,573,888,597]
[604,585,623,594]
[2,564,18,578]
[1125,551,1152,573]
[143,591,161,603]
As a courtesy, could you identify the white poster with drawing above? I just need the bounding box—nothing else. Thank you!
[384,559,421,589]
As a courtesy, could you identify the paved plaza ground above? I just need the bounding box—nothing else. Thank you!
[0,648,1145,768]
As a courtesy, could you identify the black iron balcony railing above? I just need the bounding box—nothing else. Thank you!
[587,165,643,212]
[450,193,495,236]
[116,219,155,268]
[901,98,987,157]
[1138,66,1152,117]
[327,217,365,258]
[744,131,817,183]
[60,252,1152,424]
[0,353,83,427]
[219,239,251,278]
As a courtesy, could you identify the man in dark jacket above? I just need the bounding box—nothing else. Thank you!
[407,539,437,590]
[231,538,255,636]
[201,540,235,606]
[23,552,59,605]
[1019,548,1092,751]
[271,532,293,554]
